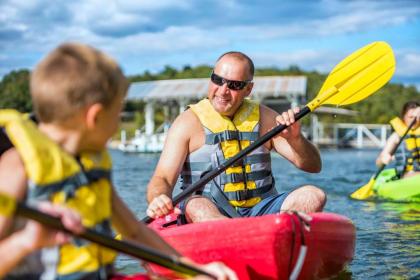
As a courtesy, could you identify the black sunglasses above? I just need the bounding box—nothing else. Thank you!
[210,72,252,91]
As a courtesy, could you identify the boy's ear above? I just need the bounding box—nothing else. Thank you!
[85,103,104,129]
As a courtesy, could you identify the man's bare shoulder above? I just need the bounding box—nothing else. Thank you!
[259,104,279,117]
[259,104,279,130]
[170,109,201,134]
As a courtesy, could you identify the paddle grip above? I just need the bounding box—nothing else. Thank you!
[144,106,311,223]
[15,203,216,279]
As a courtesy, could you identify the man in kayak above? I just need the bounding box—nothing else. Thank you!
[0,43,237,280]
[376,101,420,178]
[146,51,326,223]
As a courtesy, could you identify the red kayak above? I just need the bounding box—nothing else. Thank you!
[114,212,354,280]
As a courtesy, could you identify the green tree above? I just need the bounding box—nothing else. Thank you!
[1,65,418,123]
[0,70,31,112]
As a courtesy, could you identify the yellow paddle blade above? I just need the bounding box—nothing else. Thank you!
[307,41,395,111]
[350,178,375,200]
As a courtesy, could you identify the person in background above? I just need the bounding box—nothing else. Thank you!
[0,43,236,280]
[376,101,420,178]
[146,51,325,224]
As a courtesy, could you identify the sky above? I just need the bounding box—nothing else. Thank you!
[1,0,420,89]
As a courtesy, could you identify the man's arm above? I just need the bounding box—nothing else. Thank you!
[146,110,197,218]
[376,132,399,166]
[260,105,321,173]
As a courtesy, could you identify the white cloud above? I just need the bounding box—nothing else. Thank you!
[0,0,419,89]
[251,49,344,73]
[396,52,420,77]
[312,7,419,36]
[72,1,150,30]
[226,4,419,40]
[106,25,227,54]
[117,0,193,11]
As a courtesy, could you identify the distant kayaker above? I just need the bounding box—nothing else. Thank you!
[146,51,326,223]
[0,43,237,280]
[376,101,420,178]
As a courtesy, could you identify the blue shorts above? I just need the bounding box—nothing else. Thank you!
[235,191,290,217]
[177,191,290,224]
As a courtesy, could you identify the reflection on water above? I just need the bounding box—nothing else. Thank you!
[111,149,419,279]
[357,201,419,279]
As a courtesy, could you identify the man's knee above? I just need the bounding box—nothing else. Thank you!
[282,185,326,213]
[185,196,214,212]
[304,185,327,211]
[184,196,227,222]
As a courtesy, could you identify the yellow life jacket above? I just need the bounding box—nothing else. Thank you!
[390,117,420,174]
[0,109,116,279]
[180,99,276,212]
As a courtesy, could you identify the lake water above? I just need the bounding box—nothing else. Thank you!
[111,149,419,279]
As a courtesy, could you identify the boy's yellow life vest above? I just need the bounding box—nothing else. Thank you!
[181,99,275,209]
[0,109,116,279]
[390,117,420,174]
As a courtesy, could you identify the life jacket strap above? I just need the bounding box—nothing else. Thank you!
[205,130,259,145]
[209,184,241,218]
[220,169,272,184]
[29,169,111,201]
[224,183,276,201]
[182,153,270,173]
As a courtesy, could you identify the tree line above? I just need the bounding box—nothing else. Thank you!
[1,66,418,124]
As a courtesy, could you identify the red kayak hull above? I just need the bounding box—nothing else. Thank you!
[140,212,355,280]
[112,275,150,280]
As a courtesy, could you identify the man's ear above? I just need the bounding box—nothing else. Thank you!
[85,103,103,129]
[245,82,253,97]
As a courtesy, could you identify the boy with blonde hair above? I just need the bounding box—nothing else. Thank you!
[0,43,236,280]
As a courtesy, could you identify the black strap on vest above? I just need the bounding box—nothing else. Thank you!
[182,169,272,185]
[223,183,275,201]
[183,153,270,172]
[205,131,259,145]
[209,183,241,218]
[229,153,271,168]
[29,169,111,201]
[220,169,272,184]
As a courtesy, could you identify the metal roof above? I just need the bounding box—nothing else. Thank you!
[126,76,307,102]
[315,106,359,116]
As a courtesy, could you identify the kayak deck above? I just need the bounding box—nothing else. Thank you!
[374,169,420,202]
[142,212,356,280]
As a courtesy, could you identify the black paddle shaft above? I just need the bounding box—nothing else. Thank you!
[143,106,311,223]
[373,117,417,180]
[15,203,216,278]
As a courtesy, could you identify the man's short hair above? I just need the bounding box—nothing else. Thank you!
[216,51,255,80]
[31,43,128,123]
